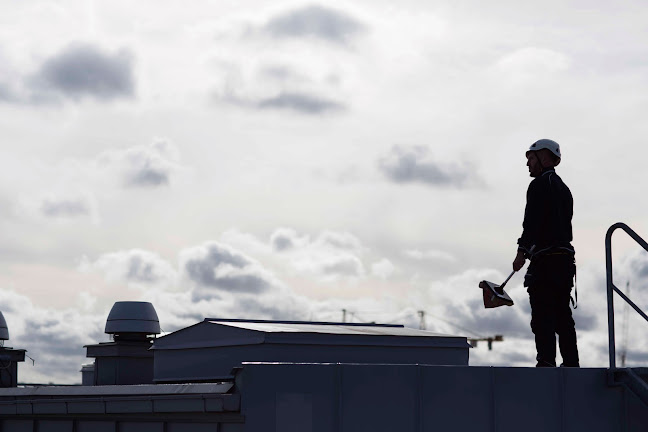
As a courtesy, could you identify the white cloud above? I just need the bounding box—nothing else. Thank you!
[493,47,571,87]
[96,139,183,188]
[215,67,347,115]
[79,249,179,288]
[314,230,364,252]
[496,47,570,75]
[18,190,100,224]
[41,198,90,218]
[286,249,366,281]
[404,249,456,263]
[378,145,479,188]
[208,5,361,116]
[11,139,184,227]
[371,258,395,279]
[270,227,310,251]
[224,228,369,282]
[275,230,367,281]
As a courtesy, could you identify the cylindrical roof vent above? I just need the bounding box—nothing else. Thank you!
[0,311,9,341]
[105,301,160,339]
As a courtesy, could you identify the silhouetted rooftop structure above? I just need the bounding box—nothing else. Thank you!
[152,318,470,383]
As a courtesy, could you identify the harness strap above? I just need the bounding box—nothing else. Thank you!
[570,263,578,309]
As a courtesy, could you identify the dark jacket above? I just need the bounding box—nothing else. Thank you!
[517,168,574,258]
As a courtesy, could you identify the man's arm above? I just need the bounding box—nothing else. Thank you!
[514,178,546,270]
[517,178,546,257]
[512,249,525,271]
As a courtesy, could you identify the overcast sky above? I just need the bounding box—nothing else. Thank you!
[2,0,648,383]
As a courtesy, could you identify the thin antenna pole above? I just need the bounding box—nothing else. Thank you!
[621,280,631,367]
[418,310,426,330]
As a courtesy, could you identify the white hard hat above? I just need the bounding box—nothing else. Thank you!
[527,139,561,165]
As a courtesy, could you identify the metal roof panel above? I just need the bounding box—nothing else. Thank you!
[205,320,460,338]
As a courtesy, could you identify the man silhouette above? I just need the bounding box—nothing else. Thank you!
[513,139,579,367]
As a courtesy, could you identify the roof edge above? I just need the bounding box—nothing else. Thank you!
[203,318,403,328]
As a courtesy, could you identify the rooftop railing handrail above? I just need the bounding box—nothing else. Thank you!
[605,222,648,370]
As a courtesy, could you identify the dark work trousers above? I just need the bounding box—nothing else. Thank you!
[525,254,579,367]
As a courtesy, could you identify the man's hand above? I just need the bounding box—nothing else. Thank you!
[513,250,526,272]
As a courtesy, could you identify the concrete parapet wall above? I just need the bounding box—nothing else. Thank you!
[239,363,648,432]
[0,383,243,432]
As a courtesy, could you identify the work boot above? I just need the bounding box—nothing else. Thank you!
[536,358,556,367]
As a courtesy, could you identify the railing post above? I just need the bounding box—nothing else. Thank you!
[605,223,648,379]
[605,224,619,370]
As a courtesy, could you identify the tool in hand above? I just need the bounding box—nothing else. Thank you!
[478,270,516,308]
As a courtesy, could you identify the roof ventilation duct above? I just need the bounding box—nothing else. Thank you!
[0,311,26,388]
[85,302,160,386]
[105,301,161,340]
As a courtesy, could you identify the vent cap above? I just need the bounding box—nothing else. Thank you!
[105,301,160,335]
[0,311,8,340]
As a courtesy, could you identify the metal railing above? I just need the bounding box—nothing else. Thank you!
[606,222,648,369]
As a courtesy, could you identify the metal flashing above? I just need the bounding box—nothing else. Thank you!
[0,383,233,396]
[203,318,403,327]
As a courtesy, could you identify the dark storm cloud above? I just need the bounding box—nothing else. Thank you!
[183,243,274,296]
[126,166,169,187]
[264,5,366,44]
[575,312,598,332]
[33,43,134,101]
[189,244,251,269]
[625,350,648,364]
[594,343,648,366]
[445,292,597,340]
[220,90,345,115]
[447,299,530,339]
[24,320,89,357]
[41,198,90,218]
[199,272,271,293]
[378,146,475,187]
[257,91,344,114]
[15,314,104,383]
[628,250,648,279]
